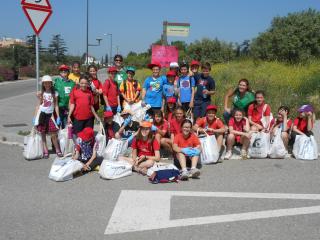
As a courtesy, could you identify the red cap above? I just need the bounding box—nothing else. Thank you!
[166,70,176,77]
[147,61,161,69]
[59,64,70,71]
[104,111,113,118]
[108,66,118,73]
[77,127,94,142]
[206,105,218,112]
[167,97,177,104]
[190,60,200,66]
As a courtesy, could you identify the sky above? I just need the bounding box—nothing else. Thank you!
[1,0,320,60]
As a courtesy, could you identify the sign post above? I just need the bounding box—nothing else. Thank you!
[21,0,52,91]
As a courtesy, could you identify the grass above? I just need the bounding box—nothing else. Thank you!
[134,59,320,118]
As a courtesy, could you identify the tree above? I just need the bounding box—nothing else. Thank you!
[250,8,320,63]
[48,34,68,63]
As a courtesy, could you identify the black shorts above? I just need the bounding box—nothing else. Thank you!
[73,117,94,135]
[181,102,190,112]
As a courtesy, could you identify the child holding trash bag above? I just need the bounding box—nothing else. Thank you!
[247,90,272,132]
[33,75,63,159]
[291,104,315,144]
[73,127,102,172]
[225,109,251,160]
[193,105,225,153]
[270,106,292,151]
[121,121,160,175]
[119,66,141,108]
[103,66,121,115]
[68,74,101,135]
[115,109,140,145]
[173,119,201,180]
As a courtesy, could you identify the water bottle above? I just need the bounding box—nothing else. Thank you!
[202,85,207,99]
[67,124,73,139]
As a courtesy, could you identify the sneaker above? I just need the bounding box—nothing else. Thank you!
[189,168,200,178]
[285,153,292,159]
[180,170,189,181]
[241,149,248,160]
[224,151,232,160]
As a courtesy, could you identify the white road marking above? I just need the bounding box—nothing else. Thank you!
[105,190,320,235]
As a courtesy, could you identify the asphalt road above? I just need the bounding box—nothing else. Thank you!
[0,79,36,100]
[1,144,320,240]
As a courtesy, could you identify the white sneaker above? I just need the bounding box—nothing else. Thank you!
[224,151,232,160]
[180,170,189,181]
[241,149,248,160]
[189,168,200,178]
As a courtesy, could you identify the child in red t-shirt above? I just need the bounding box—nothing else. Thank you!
[152,110,171,152]
[169,106,185,142]
[164,97,177,122]
[173,119,201,180]
[68,75,101,135]
[193,105,225,152]
[270,106,292,151]
[225,109,250,160]
[123,121,160,175]
[103,66,121,115]
[247,90,272,132]
[88,65,103,111]
[291,104,315,144]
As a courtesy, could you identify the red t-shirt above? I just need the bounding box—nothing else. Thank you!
[196,117,224,135]
[228,117,246,132]
[169,118,184,135]
[174,133,200,148]
[103,79,119,107]
[293,117,312,133]
[131,138,160,157]
[270,118,292,131]
[248,103,271,125]
[155,120,169,136]
[69,87,94,120]
[165,112,174,122]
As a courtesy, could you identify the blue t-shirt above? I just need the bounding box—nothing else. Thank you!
[163,83,175,100]
[178,75,195,103]
[143,75,167,108]
[194,74,215,102]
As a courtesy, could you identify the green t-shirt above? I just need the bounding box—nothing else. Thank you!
[114,69,127,88]
[53,77,76,108]
[233,89,255,111]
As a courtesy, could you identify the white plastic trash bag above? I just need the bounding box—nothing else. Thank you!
[124,101,151,122]
[99,160,132,180]
[103,138,128,161]
[58,129,74,155]
[23,128,43,160]
[293,135,318,160]
[269,128,287,159]
[248,132,270,158]
[95,122,106,157]
[113,113,124,127]
[48,157,83,182]
[199,133,219,164]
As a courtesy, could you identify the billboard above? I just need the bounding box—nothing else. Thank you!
[151,45,179,68]
[165,22,190,37]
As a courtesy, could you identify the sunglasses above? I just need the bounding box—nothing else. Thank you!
[115,59,122,62]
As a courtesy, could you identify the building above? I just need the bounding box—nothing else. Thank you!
[0,37,27,48]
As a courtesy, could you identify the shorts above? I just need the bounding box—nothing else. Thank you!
[37,112,59,134]
[73,117,94,135]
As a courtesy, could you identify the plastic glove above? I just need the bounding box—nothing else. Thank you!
[144,114,151,121]
[190,148,201,156]
[105,106,112,111]
[123,116,132,127]
[56,117,61,126]
[151,125,158,132]
[127,134,135,145]
[117,105,121,113]
[181,148,193,156]
[32,117,35,126]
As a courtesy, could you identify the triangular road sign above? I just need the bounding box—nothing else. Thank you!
[22,6,52,35]
[21,0,52,10]
[105,190,320,234]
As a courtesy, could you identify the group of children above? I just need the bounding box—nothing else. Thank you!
[31,55,317,181]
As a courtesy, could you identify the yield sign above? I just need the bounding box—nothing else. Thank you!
[22,5,52,35]
[21,0,52,9]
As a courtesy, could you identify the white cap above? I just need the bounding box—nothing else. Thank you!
[169,62,179,68]
[41,75,52,83]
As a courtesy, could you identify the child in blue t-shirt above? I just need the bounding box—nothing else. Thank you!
[163,70,177,102]
[177,63,195,112]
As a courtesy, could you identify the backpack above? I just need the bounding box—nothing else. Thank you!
[149,169,180,184]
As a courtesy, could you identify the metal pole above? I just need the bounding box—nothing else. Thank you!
[86,0,89,65]
[110,34,112,64]
[36,35,39,92]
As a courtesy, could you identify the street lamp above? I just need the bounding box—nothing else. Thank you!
[103,33,112,65]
